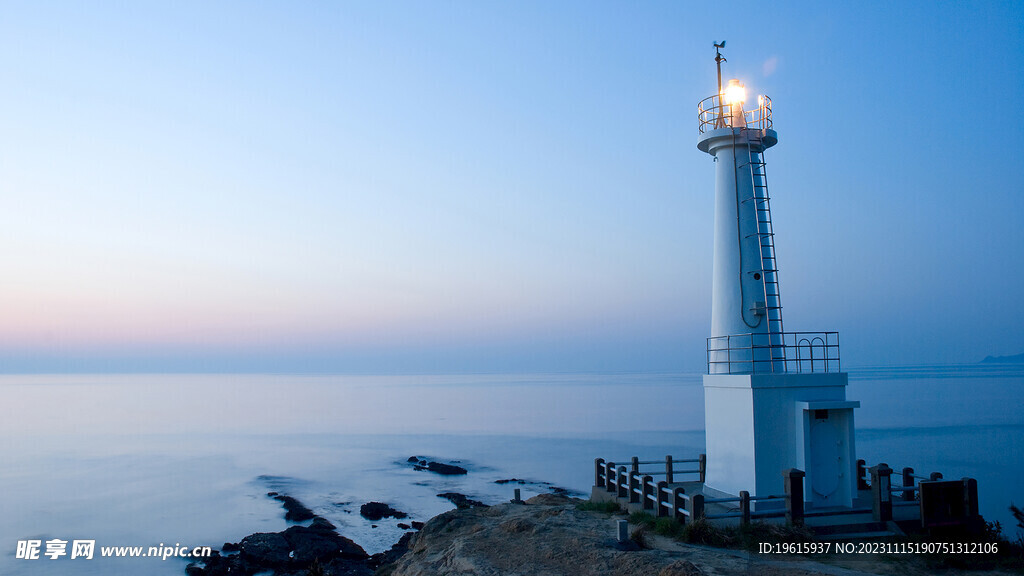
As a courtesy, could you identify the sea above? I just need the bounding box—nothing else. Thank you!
[1,365,1022,575]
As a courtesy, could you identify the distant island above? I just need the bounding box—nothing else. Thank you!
[980,352,1024,364]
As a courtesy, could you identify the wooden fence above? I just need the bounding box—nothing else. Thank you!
[594,456,978,528]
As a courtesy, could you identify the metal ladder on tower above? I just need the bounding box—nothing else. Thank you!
[741,129,785,363]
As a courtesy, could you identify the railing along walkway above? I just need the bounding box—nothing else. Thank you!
[592,456,978,529]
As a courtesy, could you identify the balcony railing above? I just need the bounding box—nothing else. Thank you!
[697,93,772,134]
[706,331,840,374]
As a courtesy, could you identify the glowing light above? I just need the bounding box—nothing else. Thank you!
[757,95,764,107]
[723,79,746,105]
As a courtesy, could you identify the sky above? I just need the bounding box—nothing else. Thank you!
[0,1,1022,374]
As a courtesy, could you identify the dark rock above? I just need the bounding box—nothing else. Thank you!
[407,457,468,475]
[308,516,337,531]
[282,522,365,565]
[268,492,316,522]
[221,542,239,552]
[438,492,489,509]
[411,521,425,530]
[526,493,575,506]
[185,550,247,576]
[426,461,467,475]
[232,519,369,572]
[495,478,527,485]
[397,523,411,530]
[321,557,375,576]
[368,531,415,570]
[188,492,373,576]
[360,501,408,521]
[239,532,291,567]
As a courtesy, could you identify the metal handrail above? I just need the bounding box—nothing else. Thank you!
[698,93,772,134]
[706,331,840,374]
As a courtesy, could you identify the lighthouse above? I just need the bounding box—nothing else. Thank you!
[697,47,861,510]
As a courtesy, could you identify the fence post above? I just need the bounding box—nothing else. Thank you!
[671,487,685,521]
[698,454,707,483]
[631,456,640,476]
[665,455,674,484]
[642,475,654,511]
[870,464,893,522]
[963,477,979,519]
[857,459,869,491]
[691,493,705,523]
[617,466,628,499]
[595,458,605,488]
[902,467,915,501]
[784,469,805,526]
[629,472,640,504]
[739,490,750,526]
[606,462,616,493]
[656,481,668,517]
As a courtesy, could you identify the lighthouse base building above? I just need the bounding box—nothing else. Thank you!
[703,372,859,509]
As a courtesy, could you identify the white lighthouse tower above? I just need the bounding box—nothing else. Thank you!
[698,45,860,510]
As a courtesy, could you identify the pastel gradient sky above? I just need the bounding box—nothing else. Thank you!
[1,1,1022,373]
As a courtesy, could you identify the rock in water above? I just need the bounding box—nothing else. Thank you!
[425,461,467,475]
[267,492,316,522]
[437,492,488,509]
[187,493,373,576]
[360,501,409,521]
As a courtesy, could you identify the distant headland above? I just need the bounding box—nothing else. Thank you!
[980,352,1024,364]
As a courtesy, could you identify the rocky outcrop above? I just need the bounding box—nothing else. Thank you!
[186,516,373,576]
[186,492,396,576]
[383,494,876,576]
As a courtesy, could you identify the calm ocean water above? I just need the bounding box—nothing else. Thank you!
[1,366,1022,575]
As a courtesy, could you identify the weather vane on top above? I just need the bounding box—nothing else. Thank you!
[713,41,727,94]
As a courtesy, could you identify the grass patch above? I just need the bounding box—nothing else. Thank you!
[629,511,656,526]
[576,500,622,513]
[630,515,809,550]
[655,517,686,539]
[681,516,734,546]
[731,521,813,551]
[626,511,685,539]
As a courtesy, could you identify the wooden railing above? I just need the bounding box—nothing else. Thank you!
[594,456,979,528]
[594,456,806,526]
[856,460,978,526]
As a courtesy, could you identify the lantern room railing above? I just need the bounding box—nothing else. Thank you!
[706,331,840,374]
[697,94,772,134]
